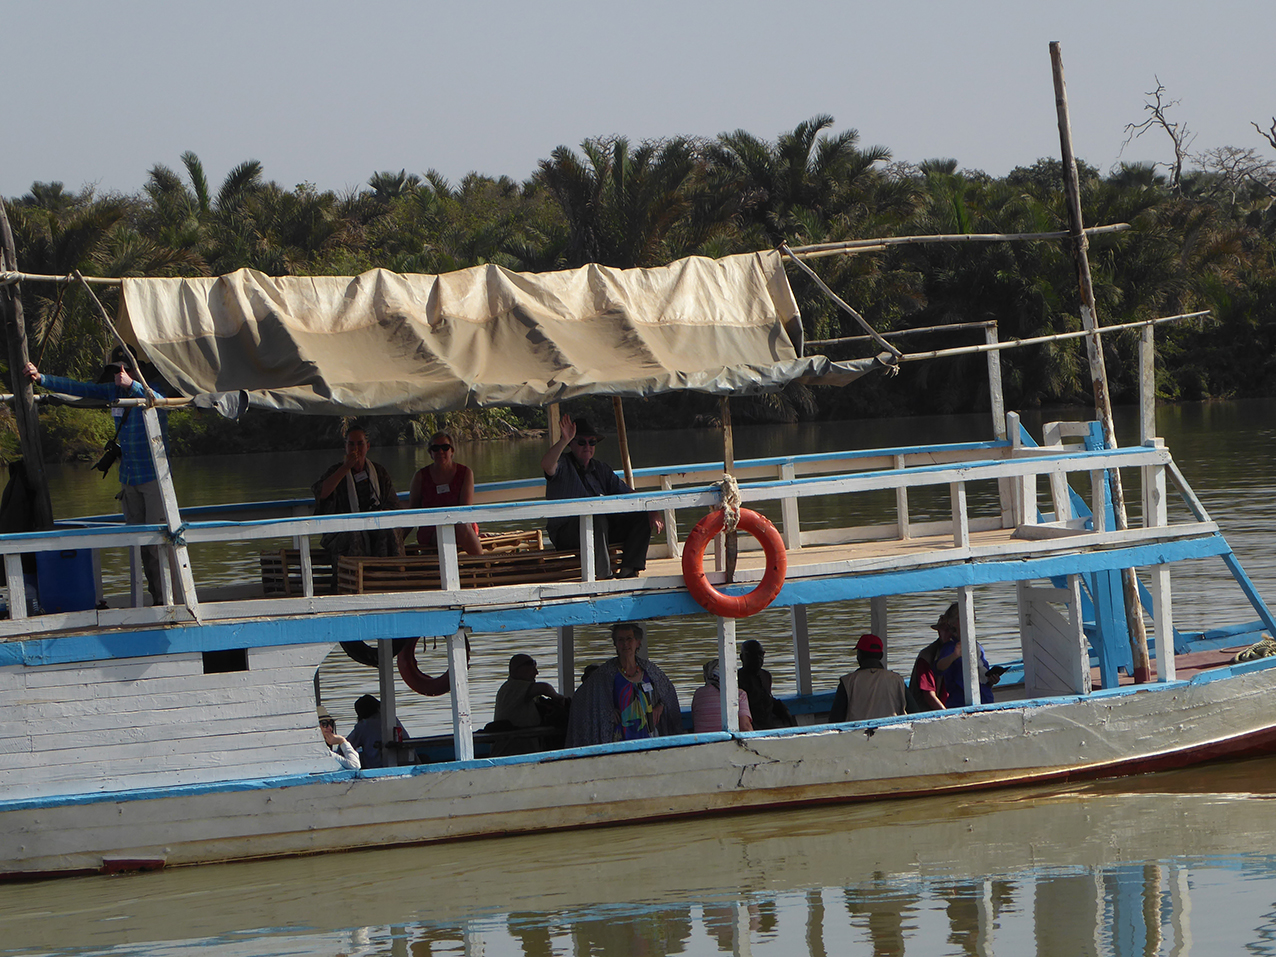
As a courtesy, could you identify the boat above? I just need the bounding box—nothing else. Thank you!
[2,232,1275,882]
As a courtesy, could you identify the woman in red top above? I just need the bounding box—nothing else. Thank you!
[408,432,483,555]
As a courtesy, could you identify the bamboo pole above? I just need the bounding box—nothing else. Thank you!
[785,223,1129,257]
[612,397,635,489]
[808,320,996,348]
[1,271,121,286]
[893,312,1208,362]
[0,201,54,530]
[779,245,904,359]
[1052,40,1153,683]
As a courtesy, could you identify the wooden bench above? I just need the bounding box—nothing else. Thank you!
[262,530,546,596]
[401,725,566,762]
[260,551,335,597]
[336,543,624,594]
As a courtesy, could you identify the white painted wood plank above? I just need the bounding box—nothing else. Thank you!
[717,618,739,732]
[449,630,474,761]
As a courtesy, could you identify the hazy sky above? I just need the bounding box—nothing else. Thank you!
[4,1,1273,199]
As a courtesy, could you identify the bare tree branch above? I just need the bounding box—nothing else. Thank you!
[1252,117,1276,151]
[1120,77,1195,191]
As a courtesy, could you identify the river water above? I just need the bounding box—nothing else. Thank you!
[5,400,1276,955]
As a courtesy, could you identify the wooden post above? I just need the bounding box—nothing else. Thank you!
[0,201,54,530]
[894,454,911,540]
[1139,324,1157,445]
[612,397,635,490]
[547,403,560,444]
[790,604,813,696]
[870,596,888,666]
[720,395,737,583]
[958,586,979,707]
[779,462,801,549]
[557,625,575,694]
[717,617,740,732]
[141,407,199,615]
[1051,40,1152,682]
[1148,442,1175,682]
[377,637,399,768]
[986,323,1017,528]
[449,629,474,761]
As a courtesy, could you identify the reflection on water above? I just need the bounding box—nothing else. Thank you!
[4,756,1276,955]
[20,400,1276,954]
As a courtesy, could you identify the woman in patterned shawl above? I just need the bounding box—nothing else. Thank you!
[565,622,682,747]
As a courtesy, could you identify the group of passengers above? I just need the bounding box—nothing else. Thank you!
[317,601,1000,766]
[312,414,662,584]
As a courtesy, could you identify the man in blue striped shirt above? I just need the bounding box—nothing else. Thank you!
[25,353,171,605]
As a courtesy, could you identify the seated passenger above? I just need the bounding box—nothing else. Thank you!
[691,659,754,733]
[494,654,566,729]
[345,693,409,769]
[313,424,404,578]
[737,640,795,730]
[541,414,663,580]
[489,654,567,756]
[909,602,997,709]
[828,634,909,722]
[565,622,682,746]
[318,705,360,770]
[408,431,483,556]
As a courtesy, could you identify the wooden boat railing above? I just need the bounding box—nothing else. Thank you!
[0,424,1225,642]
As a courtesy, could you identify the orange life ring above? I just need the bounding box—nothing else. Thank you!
[681,507,787,618]
[396,637,451,696]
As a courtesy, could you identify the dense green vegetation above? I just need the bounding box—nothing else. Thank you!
[5,114,1276,461]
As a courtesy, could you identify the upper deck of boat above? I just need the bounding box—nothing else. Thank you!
[0,416,1236,653]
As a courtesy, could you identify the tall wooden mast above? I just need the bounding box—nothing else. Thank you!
[1050,41,1153,682]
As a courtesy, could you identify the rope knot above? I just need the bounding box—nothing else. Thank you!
[164,522,189,547]
[716,473,741,533]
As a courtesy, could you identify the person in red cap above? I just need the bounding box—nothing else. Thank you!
[827,633,909,722]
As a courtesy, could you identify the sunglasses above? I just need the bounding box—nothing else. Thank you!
[319,719,336,729]
[575,438,598,447]
[428,444,453,453]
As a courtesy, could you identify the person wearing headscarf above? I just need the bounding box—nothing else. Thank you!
[691,658,754,732]
[565,623,682,746]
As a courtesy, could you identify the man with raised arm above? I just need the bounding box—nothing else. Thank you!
[541,414,663,580]
[25,351,171,605]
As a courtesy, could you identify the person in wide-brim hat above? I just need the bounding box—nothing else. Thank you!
[540,412,664,580]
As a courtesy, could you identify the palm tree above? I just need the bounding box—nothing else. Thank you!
[706,115,891,247]
[535,136,707,268]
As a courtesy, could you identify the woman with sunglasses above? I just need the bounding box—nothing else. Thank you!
[408,432,483,556]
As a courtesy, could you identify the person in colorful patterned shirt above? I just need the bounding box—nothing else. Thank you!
[565,622,682,746]
[25,351,171,605]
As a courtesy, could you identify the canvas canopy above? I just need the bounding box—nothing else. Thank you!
[118,250,884,415]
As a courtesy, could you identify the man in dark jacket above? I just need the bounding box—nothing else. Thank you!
[540,414,663,580]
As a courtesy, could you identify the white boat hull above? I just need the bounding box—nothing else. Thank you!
[5,658,1273,878]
